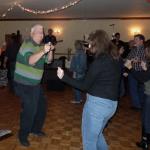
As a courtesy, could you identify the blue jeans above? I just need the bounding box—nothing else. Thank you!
[14,82,47,140]
[128,73,144,108]
[82,94,118,150]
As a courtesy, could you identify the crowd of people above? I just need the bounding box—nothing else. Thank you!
[0,24,150,150]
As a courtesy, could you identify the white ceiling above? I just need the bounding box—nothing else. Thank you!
[0,0,150,20]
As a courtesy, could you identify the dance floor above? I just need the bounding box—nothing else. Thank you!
[0,86,142,150]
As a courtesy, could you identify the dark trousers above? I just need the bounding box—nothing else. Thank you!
[14,82,47,140]
[128,74,144,108]
[142,94,150,135]
[7,62,16,91]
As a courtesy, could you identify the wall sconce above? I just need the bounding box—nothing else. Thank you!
[54,28,61,35]
[130,27,141,36]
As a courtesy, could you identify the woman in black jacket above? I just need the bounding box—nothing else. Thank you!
[57,30,120,150]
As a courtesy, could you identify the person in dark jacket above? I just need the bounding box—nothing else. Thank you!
[112,32,124,47]
[57,30,120,150]
[4,33,21,92]
[44,28,57,45]
[70,40,87,103]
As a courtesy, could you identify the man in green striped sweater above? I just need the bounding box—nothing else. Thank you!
[14,24,54,147]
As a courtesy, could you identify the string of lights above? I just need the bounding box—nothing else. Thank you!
[1,0,82,17]
[1,5,15,17]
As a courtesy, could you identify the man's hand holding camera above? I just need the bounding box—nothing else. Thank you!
[124,59,132,70]
[44,42,55,64]
[28,42,55,65]
[124,59,147,71]
[43,42,55,54]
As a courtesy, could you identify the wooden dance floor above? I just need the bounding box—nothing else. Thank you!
[0,86,142,150]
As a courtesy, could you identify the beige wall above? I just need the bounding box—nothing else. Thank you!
[0,19,150,57]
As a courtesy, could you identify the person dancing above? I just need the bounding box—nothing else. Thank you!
[57,30,120,150]
[14,24,54,147]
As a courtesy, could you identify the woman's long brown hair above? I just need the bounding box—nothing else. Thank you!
[88,30,118,59]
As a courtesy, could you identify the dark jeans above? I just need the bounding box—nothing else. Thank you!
[14,82,47,140]
[7,62,16,91]
[128,73,144,108]
[142,94,150,134]
[119,77,125,97]
[73,76,84,102]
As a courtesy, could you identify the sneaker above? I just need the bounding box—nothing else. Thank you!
[136,140,149,149]
[30,131,46,137]
[80,99,83,102]
[130,106,141,111]
[71,100,81,104]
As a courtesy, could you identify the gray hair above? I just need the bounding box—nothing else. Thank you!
[31,24,43,34]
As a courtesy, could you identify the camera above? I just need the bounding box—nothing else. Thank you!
[82,41,91,48]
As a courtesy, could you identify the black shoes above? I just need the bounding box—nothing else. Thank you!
[130,106,141,111]
[136,140,149,150]
[18,131,46,147]
[18,132,30,147]
[19,137,30,147]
